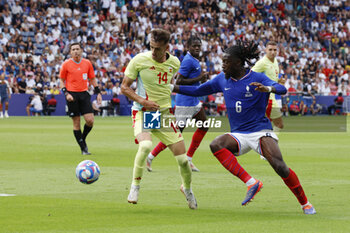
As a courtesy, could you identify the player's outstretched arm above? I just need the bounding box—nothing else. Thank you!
[176,72,209,85]
[121,76,159,111]
[250,82,287,95]
[172,79,217,97]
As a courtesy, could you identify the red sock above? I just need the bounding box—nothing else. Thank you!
[151,142,167,157]
[282,168,308,205]
[187,128,207,158]
[213,148,252,183]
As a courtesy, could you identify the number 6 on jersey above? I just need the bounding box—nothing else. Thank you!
[235,101,242,113]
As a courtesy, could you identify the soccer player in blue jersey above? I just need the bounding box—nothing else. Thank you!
[0,74,11,118]
[171,41,316,214]
[146,36,209,172]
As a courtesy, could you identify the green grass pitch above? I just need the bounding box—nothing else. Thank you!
[0,116,350,233]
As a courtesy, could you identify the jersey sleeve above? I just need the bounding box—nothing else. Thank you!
[124,55,140,80]
[178,57,191,77]
[88,60,95,79]
[252,59,266,73]
[172,55,181,74]
[259,73,286,95]
[59,62,68,80]
[178,73,222,96]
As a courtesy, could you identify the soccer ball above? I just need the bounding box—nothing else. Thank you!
[76,160,100,184]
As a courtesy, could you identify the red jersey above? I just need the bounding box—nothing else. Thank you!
[47,98,57,106]
[60,58,95,92]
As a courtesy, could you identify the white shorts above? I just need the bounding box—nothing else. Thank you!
[227,130,278,156]
[175,102,202,124]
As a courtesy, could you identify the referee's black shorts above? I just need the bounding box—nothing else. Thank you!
[66,91,93,117]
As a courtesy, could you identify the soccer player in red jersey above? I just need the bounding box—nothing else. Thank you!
[59,43,102,155]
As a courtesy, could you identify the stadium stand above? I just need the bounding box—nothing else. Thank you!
[0,0,349,116]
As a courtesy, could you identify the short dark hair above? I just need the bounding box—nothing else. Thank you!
[151,28,170,44]
[69,42,82,51]
[187,35,201,47]
[224,40,260,66]
[266,41,277,47]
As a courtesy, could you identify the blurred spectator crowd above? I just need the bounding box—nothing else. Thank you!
[0,0,349,116]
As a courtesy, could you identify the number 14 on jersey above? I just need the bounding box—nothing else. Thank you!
[157,72,168,84]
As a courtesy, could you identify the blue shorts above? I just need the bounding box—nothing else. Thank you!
[0,96,8,104]
[30,107,42,113]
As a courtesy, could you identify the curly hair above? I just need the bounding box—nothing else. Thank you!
[224,40,260,66]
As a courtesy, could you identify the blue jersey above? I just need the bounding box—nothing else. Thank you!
[178,70,287,133]
[0,81,9,98]
[175,53,201,106]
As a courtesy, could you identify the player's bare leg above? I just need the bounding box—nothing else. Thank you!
[210,134,262,205]
[168,140,197,209]
[259,116,283,160]
[260,136,316,214]
[128,132,152,204]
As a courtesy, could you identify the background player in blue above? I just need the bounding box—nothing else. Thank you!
[171,41,316,214]
[0,74,11,118]
[147,36,209,172]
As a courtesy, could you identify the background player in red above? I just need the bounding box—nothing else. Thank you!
[60,42,102,155]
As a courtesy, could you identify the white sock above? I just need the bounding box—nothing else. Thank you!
[246,178,256,187]
[187,156,192,162]
[5,110,8,114]
[148,153,155,160]
[301,202,311,208]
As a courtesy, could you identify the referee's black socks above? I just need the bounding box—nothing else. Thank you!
[82,124,92,141]
[73,130,85,150]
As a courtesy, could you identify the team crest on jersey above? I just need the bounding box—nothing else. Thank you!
[169,67,173,73]
[245,85,253,97]
[150,66,155,70]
